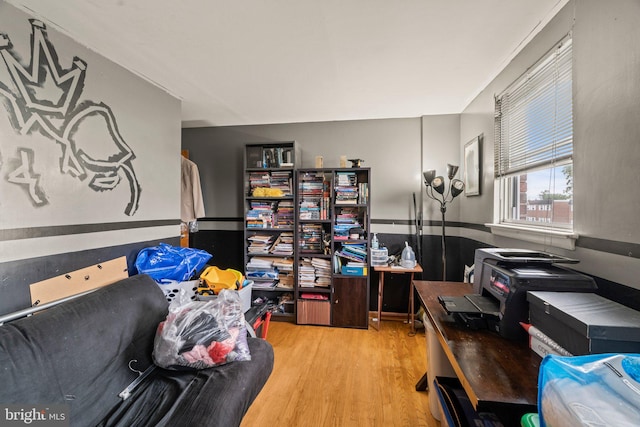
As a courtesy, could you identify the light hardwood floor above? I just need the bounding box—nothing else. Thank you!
[241,318,439,427]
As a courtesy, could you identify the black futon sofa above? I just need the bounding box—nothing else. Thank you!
[0,274,274,426]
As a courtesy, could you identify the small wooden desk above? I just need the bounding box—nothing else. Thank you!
[414,281,539,424]
[372,264,423,333]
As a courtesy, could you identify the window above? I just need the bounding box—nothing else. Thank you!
[494,35,573,235]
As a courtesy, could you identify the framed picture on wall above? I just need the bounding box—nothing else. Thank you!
[464,135,481,196]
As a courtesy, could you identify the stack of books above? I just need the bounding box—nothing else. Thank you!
[358,182,369,204]
[246,200,276,228]
[246,257,278,288]
[247,234,274,254]
[298,258,316,287]
[248,172,271,194]
[298,223,324,253]
[342,261,367,276]
[336,242,367,264]
[335,171,359,204]
[298,173,330,219]
[300,293,329,301]
[274,258,295,289]
[299,200,320,220]
[270,232,294,256]
[275,200,294,227]
[262,147,294,168]
[270,171,293,195]
[334,207,360,239]
[311,258,332,287]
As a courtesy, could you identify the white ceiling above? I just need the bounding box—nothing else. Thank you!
[7,0,568,127]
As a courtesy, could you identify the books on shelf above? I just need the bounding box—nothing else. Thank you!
[299,201,320,220]
[334,206,361,239]
[336,242,367,264]
[246,255,294,289]
[246,256,277,288]
[270,232,294,256]
[297,257,332,288]
[275,200,294,227]
[300,293,329,301]
[298,259,316,287]
[247,232,294,256]
[246,200,276,228]
[298,172,330,220]
[246,200,295,229]
[312,257,332,287]
[335,171,359,204]
[298,223,325,253]
[358,183,369,204]
[270,171,293,195]
[248,170,293,196]
[261,146,295,168]
[342,261,368,276]
[276,271,294,289]
[247,234,275,254]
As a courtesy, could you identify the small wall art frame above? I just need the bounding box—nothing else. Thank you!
[464,135,481,196]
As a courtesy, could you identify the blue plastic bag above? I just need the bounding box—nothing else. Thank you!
[135,243,212,282]
[539,353,640,426]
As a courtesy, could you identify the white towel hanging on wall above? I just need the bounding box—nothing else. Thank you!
[181,156,205,223]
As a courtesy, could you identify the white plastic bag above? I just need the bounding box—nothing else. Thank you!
[153,289,251,370]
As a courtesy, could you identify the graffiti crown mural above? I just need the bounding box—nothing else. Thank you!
[0,19,141,215]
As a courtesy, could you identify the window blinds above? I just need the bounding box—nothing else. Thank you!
[495,36,573,177]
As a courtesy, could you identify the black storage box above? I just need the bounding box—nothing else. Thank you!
[527,291,640,355]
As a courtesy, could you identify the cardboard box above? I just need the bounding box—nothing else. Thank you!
[30,256,128,306]
[528,291,640,355]
[297,299,330,325]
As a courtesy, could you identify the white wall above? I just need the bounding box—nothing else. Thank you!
[0,2,182,263]
[0,1,183,315]
[458,0,640,289]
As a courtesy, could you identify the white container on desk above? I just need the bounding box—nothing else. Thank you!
[370,248,388,266]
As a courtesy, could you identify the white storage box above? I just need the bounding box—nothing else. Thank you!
[370,248,389,266]
[156,279,198,304]
[237,281,253,313]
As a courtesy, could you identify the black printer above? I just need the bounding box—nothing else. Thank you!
[439,248,598,340]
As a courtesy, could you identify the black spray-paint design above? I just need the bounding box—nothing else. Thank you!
[0,19,141,216]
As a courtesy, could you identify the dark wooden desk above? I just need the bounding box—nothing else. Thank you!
[414,280,539,422]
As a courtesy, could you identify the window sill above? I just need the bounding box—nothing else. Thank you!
[486,223,578,250]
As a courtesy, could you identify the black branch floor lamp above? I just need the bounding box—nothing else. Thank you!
[423,164,464,281]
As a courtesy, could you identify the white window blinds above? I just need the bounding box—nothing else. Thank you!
[495,36,573,177]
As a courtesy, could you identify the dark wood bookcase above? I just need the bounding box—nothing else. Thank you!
[243,142,298,321]
[294,167,371,328]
